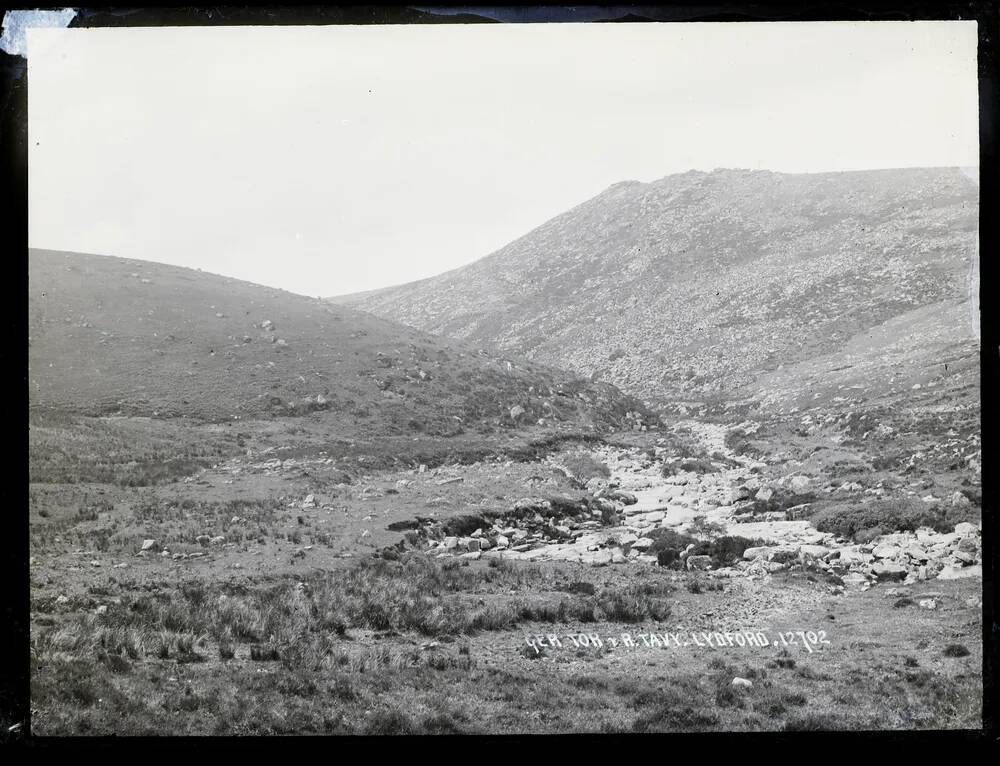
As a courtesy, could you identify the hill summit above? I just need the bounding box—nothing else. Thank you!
[337,167,979,414]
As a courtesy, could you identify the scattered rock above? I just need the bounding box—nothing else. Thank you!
[950,491,971,508]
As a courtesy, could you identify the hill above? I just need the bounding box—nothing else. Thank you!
[338,167,979,416]
[28,249,656,436]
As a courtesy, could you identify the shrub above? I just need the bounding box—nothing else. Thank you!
[364,710,415,735]
[563,581,596,596]
[647,528,698,568]
[750,488,818,516]
[679,458,719,474]
[725,430,762,459]
[559,452,610,483]
[440,514,490,537]
[810,498,977,542]
[705,536,762,567]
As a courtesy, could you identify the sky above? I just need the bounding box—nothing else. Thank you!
[28,21,979,297]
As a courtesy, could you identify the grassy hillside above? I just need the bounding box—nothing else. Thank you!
[338,167,979,415]
[28,249,656,437]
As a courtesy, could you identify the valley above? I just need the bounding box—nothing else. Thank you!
[27,164,983,735]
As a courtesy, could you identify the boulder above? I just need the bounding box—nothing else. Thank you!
[770,546,800,564]
[788,475,811,492]
[872,544,901,560]
[731,677,753,689]
[582,549,613,566]
[937,564,981,580]
[798,545,830,561]
[606,490,638,505]
[842,572,869,588]
[954,522,980,537]
[872,562,907,582]
[742,546,772,561]
[631,537,654,550]
[903,546,929,562]
[950,491,971,507]
[140,539,156,552]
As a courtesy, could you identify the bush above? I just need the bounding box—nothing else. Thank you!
[364,710,415,735]
[943,644,970,658]
[810,498,977,542]
[647,529,697,569]
[679,458,719,474]
[705,536,762,567]
[559,452,610,483]
[750,488,818,516]
[725,430,762,459]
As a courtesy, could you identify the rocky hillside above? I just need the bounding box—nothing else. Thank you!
[338,168,978,414]
[28,249,656,435]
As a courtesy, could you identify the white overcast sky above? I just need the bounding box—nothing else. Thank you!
[28,21,978,296]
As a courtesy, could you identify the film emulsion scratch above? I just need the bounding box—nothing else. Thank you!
[25,17,983,735]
